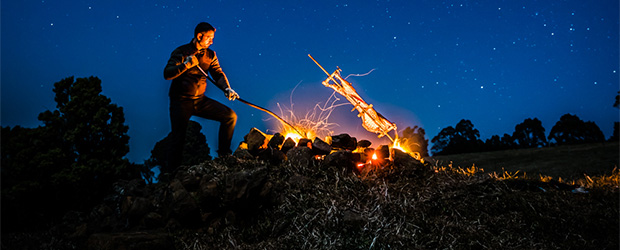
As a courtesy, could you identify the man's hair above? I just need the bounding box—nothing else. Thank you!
[194,22,216,37]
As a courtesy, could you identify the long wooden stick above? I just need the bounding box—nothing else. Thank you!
[198,65,305,137]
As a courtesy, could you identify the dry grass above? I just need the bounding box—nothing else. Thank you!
[172,152,619,249]
[4,143,617,249]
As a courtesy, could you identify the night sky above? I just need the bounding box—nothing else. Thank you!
[2,0,618,162]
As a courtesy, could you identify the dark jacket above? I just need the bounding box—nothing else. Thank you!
[164,41,230,100]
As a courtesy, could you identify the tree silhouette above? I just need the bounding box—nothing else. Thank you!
[484,133,515,151]
[399,126,429,157]
[145,120,212,174]
[431,126,455,155]
[512,118,548,148]
[548,113,605,145]
[431,119,483,155]
[2,76,139,230]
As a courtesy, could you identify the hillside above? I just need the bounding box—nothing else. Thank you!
[429,141,619,179]
[2,144,618,249]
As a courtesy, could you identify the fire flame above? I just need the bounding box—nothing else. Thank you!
[391,139,406,153]
[284,132,303,144]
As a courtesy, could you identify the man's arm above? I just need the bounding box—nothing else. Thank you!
[164,49,197,80]
[207,51,231,91]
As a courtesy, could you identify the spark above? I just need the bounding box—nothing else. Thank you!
[344,68,376,80]
[276,81,348,141]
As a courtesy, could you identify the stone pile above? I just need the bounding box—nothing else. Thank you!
[233,127,420,173]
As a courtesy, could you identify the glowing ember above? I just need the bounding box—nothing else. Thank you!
[371,153,378,160]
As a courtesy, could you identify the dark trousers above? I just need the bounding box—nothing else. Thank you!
[166,96,237,172]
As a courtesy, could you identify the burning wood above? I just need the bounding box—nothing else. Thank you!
[308,54,398,142]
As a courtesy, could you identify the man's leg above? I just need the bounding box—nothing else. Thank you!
[166,99,194,173]
[194,96,237,157]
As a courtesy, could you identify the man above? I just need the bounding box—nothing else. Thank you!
[163,22,239,172]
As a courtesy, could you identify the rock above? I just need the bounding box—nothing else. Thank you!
[358,140,372,148]
[281,137,296,153]
[86,231,173,250]
[142,212,164,229]
[286,146,314,167]
[244,128,268,154]
[168,179,200,226]
[331,134,357,150]
[124,197,152,222]
[175,166,202,191]
[233,147,255,160]
[198,177,220,210]
[268,133,285,149]
[223,167,269,208]
[376,145,390,160]
[391,148,422,167]
[298,138,312,148]
[323,150,356,171]
[312,137,332,155]
[361,148,375,163]
[258,147,287,165]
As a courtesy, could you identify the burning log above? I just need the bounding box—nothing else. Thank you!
[309,54,398,141]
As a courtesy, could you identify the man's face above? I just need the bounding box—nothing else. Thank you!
[196,30,215,49]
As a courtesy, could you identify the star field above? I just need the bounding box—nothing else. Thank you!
[2,0,618,161]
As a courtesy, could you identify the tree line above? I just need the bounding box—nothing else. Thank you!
[398,91,619,157]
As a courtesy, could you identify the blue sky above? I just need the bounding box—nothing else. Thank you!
[2,0,618,162]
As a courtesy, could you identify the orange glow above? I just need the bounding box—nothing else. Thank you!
[371,153,378,160]
[391,138,406,152]
[284,132,302,144]
[356,162,365,172]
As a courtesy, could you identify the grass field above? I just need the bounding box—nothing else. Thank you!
[428,141,619,179]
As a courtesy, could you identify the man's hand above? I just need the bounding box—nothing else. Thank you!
[183,55,199,68]
[225,88,239,101]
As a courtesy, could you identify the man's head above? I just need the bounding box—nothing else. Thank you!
[194,22,216,50]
